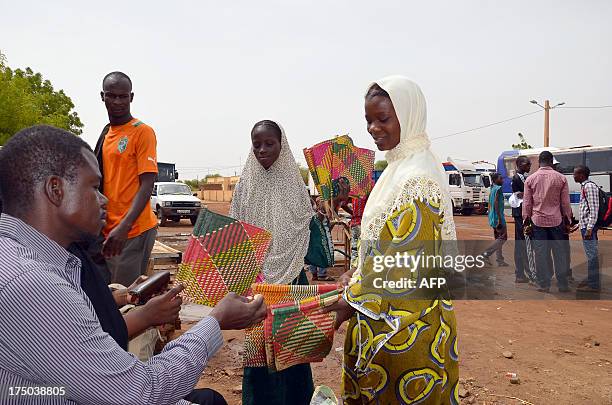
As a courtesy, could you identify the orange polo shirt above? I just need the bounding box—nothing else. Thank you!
[102,118,158,239]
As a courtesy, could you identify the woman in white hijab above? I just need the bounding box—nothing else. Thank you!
[329,76,460,404]
[230,120,315,405]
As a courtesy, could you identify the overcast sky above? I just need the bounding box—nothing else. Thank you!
[2,0,611,179]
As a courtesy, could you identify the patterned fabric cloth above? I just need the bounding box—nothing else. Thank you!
[242,271,315,405]
[304,135,375,201]
[344,197,459,405]
[580,180,600,230]
[265,289,340,371]
[230,122,314,285]
[244,283,338,368]
[522,166,572,228]
[176,209,272,306]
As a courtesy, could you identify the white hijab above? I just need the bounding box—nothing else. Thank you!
[360,76,456,242]
[230,122,314,285]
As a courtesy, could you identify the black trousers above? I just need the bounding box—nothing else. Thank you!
[513,216,528,279]
[185,388,228,405]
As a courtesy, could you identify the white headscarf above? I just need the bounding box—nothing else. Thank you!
[360,76,456,242]
[230,122,314,285]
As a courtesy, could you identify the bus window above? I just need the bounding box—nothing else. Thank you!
[554,151,584,174]
[503,157,515,178]
[585,150,611,174]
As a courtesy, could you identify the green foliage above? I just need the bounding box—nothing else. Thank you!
[205,173,221,179]
[512,133,533,150]
[299,165,309,185]
[0,52,83,145]
[183,179,201,190]
[374,160,388,171]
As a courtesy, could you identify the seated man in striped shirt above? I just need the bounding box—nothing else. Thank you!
[0,125,266,404]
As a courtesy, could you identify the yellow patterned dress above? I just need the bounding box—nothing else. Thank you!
[342,181,459,405]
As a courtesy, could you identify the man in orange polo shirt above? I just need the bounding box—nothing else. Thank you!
[94,72,158,285]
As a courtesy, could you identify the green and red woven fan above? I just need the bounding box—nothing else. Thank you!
[176,209,272,306]
[265,289,340,371]
[243,283,339,368]
[303,135,375,201]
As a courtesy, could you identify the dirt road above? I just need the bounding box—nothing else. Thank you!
[159,204,612,404]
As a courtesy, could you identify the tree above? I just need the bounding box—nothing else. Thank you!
[512,133,533,150]
[298,165,309,185]
[184,179,201,190]
[375,160,388,171]
[205,173,221,179]
[0,52,83,145]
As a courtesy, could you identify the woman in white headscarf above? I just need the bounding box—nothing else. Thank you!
[329,76,460,404]
[230,119,315,405]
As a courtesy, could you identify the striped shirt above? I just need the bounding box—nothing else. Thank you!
[0,214,223,404]
[522,166,572,227]
[580,181,600,230]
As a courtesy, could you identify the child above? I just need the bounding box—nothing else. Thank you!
[483,173,509,266]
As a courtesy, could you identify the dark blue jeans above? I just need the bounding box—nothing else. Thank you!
[581,227,600,289]
[532,224,570,289]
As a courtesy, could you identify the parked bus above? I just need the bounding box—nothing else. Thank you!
[496,145,612,218]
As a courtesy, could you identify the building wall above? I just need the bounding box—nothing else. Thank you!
[198,176,239,202]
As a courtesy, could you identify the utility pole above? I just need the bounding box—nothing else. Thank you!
[543,100,550,147]
[530,99,564,147]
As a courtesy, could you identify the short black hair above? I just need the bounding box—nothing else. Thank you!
[491,172,502,183]
[539,151,554,165]
[0,125,92,215]
[102,71,132,89]
[516,155,530,165]
[365,83,391,100]
[251,120,282,142]
[574,164,590,178]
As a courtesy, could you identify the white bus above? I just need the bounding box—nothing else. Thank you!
[497,145,612,218]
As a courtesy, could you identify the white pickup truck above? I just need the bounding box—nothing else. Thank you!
[150,182,203,226]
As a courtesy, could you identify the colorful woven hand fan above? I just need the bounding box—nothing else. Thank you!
[304,135,375,201]
[243,283,338,368]
[265,289,340,371]
[176,209,272,306]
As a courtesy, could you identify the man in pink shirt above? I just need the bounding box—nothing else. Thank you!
[523,151,572,293]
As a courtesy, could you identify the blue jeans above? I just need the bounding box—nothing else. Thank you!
[307,264,328,278]
[532,224,569,289]
[581,227,600,289]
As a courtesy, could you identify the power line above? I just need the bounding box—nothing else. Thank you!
[431,103,612,142]
[558,105,612,109]
[431,110,541,141]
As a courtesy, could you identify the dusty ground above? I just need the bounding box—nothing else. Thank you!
[158,203,612,405]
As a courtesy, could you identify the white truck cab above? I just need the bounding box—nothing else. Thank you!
[151,182,203,226]
[443,159,487,216]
